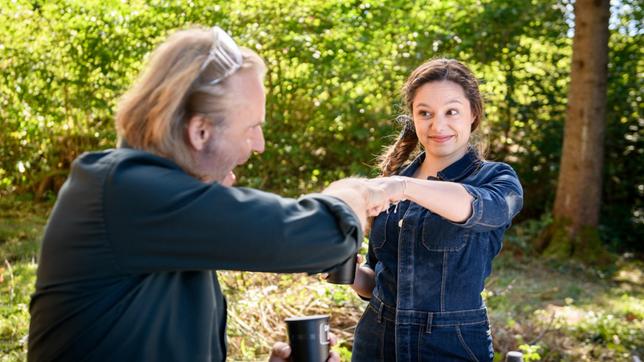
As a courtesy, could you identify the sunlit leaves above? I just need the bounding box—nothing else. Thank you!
[0,0,640,244]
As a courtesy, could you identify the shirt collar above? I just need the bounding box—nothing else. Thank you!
[398,147,482,181]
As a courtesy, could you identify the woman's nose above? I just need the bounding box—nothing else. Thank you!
[430,114,447,132]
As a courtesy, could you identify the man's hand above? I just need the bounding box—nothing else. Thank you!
[268,342,291,362]
[268,333,341,362]
[323,178,390,231]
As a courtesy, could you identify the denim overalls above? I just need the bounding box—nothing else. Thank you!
[352,149,523,362]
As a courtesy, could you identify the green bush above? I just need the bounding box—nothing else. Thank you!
[1,0,641,248]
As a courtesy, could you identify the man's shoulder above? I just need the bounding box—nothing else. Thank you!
[75,148,173,166]
[71,148,180,176]
[65,148,189,195]
[64,148,202,212]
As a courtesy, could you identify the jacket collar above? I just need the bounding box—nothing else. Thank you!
[399,147,481,182]
[118,139,133,149]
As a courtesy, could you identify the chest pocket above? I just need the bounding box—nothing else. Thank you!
[421,212,468,252]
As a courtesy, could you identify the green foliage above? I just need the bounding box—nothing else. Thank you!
[518,344,542,362]
[335,344,353,361]
[602,0,644,253]
[0,0,641,248]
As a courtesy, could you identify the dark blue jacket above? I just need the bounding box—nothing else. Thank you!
[29,148,362,361]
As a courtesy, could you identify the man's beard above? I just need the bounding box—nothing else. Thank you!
[199,137,240,184]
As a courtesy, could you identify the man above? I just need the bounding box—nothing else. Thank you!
[28,26,393,361]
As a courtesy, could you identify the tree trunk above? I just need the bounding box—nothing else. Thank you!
[545,0,610,261]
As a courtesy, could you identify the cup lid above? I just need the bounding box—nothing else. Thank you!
[285,315,329,322]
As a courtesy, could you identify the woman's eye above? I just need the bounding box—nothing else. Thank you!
[419,111,432,118]
[447,109,459,116]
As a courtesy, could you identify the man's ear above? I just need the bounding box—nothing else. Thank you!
[186,115,213,151]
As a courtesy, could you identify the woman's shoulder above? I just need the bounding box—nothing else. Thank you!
[471,159,521,185]
[479,159,518,174]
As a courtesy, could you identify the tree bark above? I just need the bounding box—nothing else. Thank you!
[551,0,610,247]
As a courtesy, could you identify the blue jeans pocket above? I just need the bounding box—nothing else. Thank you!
[419,321,493,362]
[455,322,494,362]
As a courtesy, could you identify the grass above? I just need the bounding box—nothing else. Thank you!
[1,196,642,361]
[0,196,48,361]
[485,253,643,361]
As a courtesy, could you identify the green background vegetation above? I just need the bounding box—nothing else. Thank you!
[0,0,642,361]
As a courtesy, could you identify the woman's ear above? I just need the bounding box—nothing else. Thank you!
[186,115,212,151]
[470,115,478,131]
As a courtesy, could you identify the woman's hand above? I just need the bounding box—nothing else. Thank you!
[368,176,407,204]
[350,255,375,299]
[268,333,340,362]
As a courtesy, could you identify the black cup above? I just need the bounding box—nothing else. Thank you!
[326,254,356,284]
[285,315,330,362]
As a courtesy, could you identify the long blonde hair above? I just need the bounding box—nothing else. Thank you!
[378,58,485,176]
[115,27,266,175]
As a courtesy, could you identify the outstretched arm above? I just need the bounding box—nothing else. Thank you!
[368,176,472,223]
[369,163,523,230]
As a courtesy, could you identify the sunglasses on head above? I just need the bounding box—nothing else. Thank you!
[200,26,243,85]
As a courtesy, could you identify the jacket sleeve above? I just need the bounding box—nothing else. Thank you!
[103,154,362,274]
[454,162,523,232]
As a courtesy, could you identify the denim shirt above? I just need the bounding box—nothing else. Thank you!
[367,148,523,313]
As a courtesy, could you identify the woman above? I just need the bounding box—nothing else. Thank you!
[350,58,524,361]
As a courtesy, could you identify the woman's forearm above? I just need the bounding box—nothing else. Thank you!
[402,178,473,223]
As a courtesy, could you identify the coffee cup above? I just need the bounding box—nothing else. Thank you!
[285,315,330,362]
[325,255,356,284]
[505,351,524,362]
